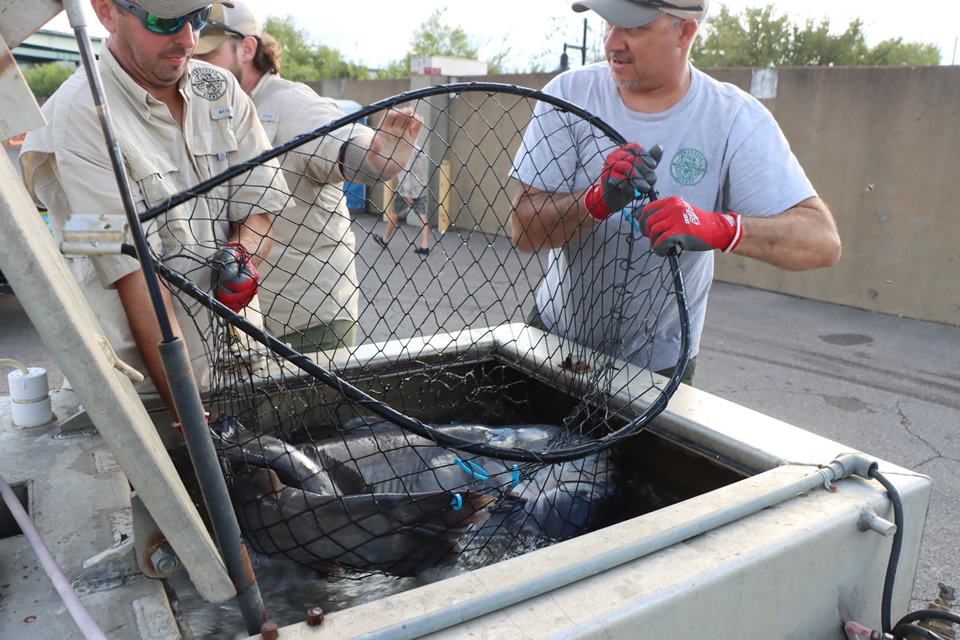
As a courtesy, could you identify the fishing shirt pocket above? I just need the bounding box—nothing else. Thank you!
[193,107,240,211]
[126,152,189,256]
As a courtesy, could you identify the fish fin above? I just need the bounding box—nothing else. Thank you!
[340,416,394,432]
[251,468,284,501]
[405,491,496,531]
[315,450,372,495]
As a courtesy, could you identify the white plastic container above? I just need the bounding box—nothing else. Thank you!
[8,367,53,427]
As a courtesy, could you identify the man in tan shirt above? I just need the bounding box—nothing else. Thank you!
[195,2,423,353]
[20,0,288,430]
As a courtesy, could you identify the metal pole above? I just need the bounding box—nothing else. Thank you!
[61,0,267,634]
[581,18,588,66]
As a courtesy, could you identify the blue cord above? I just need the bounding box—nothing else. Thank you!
[454,458,490,481]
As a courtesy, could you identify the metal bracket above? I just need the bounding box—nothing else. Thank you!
[131,491,181,579]
[61,215,128,256]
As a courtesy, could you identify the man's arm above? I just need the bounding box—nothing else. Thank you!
[511,143,660,253]
[733,197,841,271]
[340,107,424,183]
[230,211,273,265]
[640,195,841,271]
[511,184,598,253]
[115,270,186,421]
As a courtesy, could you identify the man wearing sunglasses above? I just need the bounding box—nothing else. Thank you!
[510,0,840,385]
[20,0,289,443]
[194,2,424,354]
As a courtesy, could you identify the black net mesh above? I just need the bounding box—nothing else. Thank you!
[136,83,689,577]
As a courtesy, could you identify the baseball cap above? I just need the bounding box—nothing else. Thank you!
[195,2,261,55]
[137,0,234,20]
[571,0,708,29]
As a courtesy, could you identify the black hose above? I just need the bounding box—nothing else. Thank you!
[892,622,946,639]
[869,467,905,634]
[895,608,960,628]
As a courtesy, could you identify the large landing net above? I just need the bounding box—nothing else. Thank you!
[135,83,690,576]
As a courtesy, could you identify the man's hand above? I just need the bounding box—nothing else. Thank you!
[584,143,662,221]
[639,196,742,257]
[370,107,424,176]
[210,242,260,312]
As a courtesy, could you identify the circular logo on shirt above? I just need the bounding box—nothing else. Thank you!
[670,148,708,186]
[190,67,228,101]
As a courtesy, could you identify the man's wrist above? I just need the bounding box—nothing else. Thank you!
[721,213,742,253]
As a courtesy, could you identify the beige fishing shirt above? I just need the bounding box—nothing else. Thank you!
[249,72,372,338]
[20,43,288,395]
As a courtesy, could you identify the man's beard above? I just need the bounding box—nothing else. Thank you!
[608,65,640,90]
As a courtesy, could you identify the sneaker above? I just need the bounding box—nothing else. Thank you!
[414,246,430,255]
[374,235,388,248]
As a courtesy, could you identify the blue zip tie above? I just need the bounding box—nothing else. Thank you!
[450,493,462,510]
[512,464,520,487]
[454,457,490,481]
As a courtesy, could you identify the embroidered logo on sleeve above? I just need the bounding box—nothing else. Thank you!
[190,67,228,101]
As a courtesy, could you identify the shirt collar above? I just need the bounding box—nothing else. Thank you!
[248,71,275,103]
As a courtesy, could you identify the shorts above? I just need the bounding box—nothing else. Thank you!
[392,193,426,220]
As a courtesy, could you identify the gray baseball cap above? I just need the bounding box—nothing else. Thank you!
[571,0,708,29]
[137,0,235,20]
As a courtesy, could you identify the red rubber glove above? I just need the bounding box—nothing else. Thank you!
[584,143,661,221]
[210,242,260,312]
[639,196,742,257]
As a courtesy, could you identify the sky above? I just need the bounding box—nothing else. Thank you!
[44,0,960,70]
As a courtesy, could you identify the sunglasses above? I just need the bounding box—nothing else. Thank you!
[200,19,248,39]
[112,0,212,35]
[628,0,705,11]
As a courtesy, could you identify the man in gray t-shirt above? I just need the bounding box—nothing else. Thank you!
[510,0,840,383]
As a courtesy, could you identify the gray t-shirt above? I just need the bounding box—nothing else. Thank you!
[511,63,816,373]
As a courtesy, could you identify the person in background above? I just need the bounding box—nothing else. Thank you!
[20,0,288,435]
[195,2,423,353]
[509,0,840,385]
[378,145,431,255]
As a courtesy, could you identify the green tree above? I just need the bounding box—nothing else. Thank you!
[692,4,940,68]
[786,17,868,66]
[864,38,941,66]
[264,16,369,81]
[23,63,76,98]
[375,9,499,79]
[692,5,792,67]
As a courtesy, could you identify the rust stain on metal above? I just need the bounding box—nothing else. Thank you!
[562,355,592,374]
[240,543,257,586]
[0,49,15,78]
